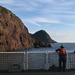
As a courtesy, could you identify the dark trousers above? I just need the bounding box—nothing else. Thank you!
[59,55,66,71]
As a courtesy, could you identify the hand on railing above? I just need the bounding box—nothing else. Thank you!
[74,51,75,53]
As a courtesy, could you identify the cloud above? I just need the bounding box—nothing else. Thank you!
[28,20,41,27]
[50,33,75,43]
[36,0,54,4]
[22,18,41,27]
[29,17,60,23]
[1,0,75,15]
[59,0,75,6]
[61,23,75,27]
[0,0,55,12]
[37,0,75,16]
[22,17,60,27]
[0,0,14,4]
[0,0,36,11]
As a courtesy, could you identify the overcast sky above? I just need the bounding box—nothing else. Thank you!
[0,0,75,42]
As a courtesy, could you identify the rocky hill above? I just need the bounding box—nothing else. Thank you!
[0,6,56,51]
[0,6,34,51]
[31,30,56,48]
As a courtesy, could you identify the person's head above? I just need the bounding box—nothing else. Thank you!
[60,45,64,49]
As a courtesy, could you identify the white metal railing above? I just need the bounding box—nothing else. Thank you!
[0,52,75,71]
[0,52,25,71]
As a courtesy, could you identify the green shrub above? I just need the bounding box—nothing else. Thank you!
[0,6,8,14]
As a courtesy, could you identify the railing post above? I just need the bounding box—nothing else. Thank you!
[23,52,25,71]
[66,52,69,70]
[45,52,49,70]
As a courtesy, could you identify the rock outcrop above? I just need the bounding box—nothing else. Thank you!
[0,6,34,51]
[31,30,56,48]
[0,6,57,51]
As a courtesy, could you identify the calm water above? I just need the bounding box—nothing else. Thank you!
[18,43,75,52]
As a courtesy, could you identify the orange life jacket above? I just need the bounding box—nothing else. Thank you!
[59,49,66,55]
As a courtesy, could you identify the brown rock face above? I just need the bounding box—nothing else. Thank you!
[0,6,34,51]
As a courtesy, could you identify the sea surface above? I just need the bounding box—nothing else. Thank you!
[19,43,75,52]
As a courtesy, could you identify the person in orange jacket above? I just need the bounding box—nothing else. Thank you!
[55,45,67,71]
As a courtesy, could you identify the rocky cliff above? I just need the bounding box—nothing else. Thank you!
[0,6,57,51]
[0,6,34,51]
[31,30,56,47]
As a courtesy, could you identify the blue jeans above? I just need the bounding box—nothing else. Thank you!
[59,55,66,71]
